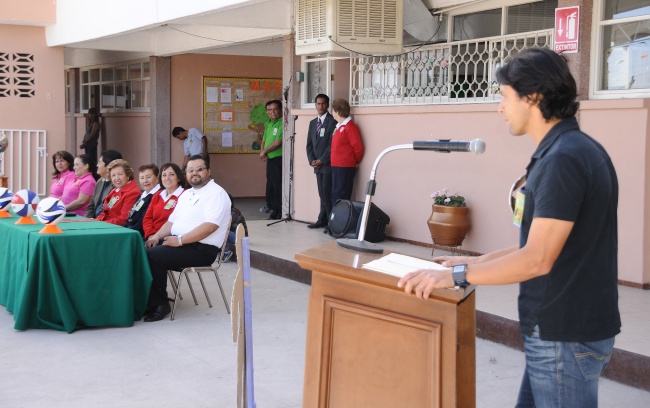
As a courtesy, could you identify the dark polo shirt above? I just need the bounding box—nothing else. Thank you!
[518,117,621,342]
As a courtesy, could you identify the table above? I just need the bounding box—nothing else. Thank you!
[0,216,152,332]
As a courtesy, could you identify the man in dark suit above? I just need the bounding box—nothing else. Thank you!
[306,94,337,230]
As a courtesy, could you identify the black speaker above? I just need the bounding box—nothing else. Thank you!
[328,200,390,243]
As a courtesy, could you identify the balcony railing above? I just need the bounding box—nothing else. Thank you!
[350,29,553,106]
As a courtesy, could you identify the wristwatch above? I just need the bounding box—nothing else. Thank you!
[177,235,183,246]
[452,264,470,288]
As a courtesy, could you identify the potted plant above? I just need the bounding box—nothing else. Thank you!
[427,188,470,247]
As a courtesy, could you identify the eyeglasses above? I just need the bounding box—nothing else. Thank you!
[186,166,206,174]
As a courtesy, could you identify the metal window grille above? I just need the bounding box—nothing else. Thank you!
[0,129,48,195]
[350,29,553,106]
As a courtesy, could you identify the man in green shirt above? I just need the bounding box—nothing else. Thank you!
[259,99,283,220]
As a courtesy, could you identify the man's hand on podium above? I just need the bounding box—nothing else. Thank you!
[398,267,454,299]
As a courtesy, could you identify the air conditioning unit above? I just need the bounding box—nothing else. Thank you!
[296,0,404,56]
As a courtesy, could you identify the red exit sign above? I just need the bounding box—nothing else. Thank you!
[555,6,580,53]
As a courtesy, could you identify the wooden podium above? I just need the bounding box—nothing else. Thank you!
[296,242,476,408]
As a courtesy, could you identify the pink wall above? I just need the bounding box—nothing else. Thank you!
[0,0,55,25]
[170,54,282,197]
[0,25,65,194]
[293,101,650,286]
[73,112,151,169]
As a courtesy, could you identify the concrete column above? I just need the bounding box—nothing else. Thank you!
[558,0,593,101]
[68,68,79,152]
[150,56,171,165]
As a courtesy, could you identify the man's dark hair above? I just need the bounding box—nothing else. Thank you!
[172,127,185,137]
[187,154,209,169]
[265,99,282,110]
[314,94,330,104]
[100,149,122,166]
[496,48,579,120]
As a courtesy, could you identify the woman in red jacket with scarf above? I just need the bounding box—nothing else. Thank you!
[330,98,364,208]
[97,159,140,225]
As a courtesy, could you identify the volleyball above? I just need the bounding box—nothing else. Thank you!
[10,189,40,217]
[36,197,66,225]
[0,188,12,211]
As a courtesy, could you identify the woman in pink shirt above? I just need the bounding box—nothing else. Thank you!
[62,154,97,216]
[50,151,75,198]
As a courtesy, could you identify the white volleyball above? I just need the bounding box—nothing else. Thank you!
[10,189,40,217]
[36,197,66,225]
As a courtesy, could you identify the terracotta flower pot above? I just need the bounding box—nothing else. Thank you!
[427,204,470,247]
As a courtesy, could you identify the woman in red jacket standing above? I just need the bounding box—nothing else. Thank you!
[97,159,140,225]
[330,98,364,208]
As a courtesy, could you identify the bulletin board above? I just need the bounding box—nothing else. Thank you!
[203,76,283,154]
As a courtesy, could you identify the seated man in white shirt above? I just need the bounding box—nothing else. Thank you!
[143,155,231,322]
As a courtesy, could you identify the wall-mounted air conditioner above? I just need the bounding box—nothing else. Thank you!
[296,0,404,56]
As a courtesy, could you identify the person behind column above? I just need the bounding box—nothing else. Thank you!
[143,155,231,322]
[79,108,100,165]
[96,159,141,225]
[398,48,620,407]
[171,126,208,170]
[306,94,337,230]
[259,99,283,220]
[143,162,187,243]
[62,154,97,216]
[330,98,364,208]
[85,150,123,218]
[50,151,75,199]
[123,164,161,237]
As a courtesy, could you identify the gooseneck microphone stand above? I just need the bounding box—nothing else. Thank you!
[337,139,486,253]
[268,114,298,226]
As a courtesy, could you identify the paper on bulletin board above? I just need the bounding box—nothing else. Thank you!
[221,87,232,103]
[222,130,233,147]
[203,76,282,154]
[220,110,234,122]
[206,87,219,103]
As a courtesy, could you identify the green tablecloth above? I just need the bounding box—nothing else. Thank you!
[0,216,152,333]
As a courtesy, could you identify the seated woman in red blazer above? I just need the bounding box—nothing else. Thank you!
[97,159,140,225]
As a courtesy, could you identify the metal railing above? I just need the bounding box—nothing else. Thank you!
[350,29,553,106]
[0,129,48,195]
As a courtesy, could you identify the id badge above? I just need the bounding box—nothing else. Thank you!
[273,128,278,136]
[319,128,325,137]
[107,196,119,209]
[134,199,145,211]
[164,199,176,210]
[512,190,525,228]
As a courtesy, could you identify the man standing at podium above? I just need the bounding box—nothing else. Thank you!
[399,48,620,407]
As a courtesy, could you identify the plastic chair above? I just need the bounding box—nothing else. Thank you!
[168,221,232,320]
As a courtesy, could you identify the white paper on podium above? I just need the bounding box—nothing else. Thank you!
[362,253,448,278]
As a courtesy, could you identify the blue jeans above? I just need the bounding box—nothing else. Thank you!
[515,325,615,408]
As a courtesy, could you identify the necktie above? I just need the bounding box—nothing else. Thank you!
[316,118,322,136]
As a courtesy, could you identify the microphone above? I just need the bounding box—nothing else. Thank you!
[412,138,486,154]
